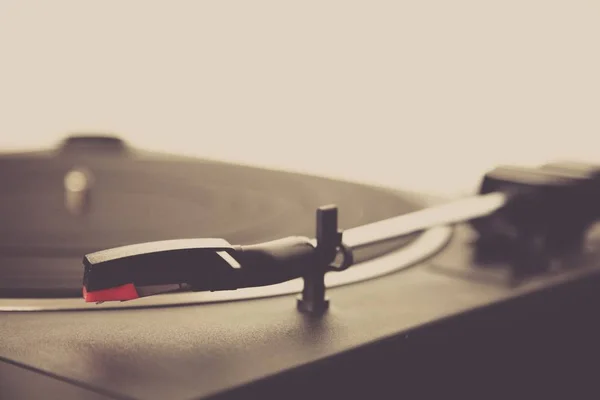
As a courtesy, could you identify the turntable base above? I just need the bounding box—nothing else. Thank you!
[2,225,600,399]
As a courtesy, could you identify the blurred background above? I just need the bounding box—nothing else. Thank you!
[0,0,598,198]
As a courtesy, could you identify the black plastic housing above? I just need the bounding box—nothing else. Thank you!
[470,165,596,273]
[83,237,317,293]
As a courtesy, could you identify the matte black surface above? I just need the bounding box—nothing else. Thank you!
[211,275,600,400]
[0,358,115,400]
[0,138,421,297]
[541,161,600,220]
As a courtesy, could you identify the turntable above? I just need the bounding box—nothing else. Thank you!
[2,135,600,400]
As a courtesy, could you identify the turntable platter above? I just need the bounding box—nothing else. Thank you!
[0,136,425,298]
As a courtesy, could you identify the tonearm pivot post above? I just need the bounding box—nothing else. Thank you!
[297,205,351,314]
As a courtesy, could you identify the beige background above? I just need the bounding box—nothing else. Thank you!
[0,1,598,197]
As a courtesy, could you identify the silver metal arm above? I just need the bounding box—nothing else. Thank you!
[342,192,507,253]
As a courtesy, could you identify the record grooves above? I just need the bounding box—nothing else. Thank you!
[0,136,430,299]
